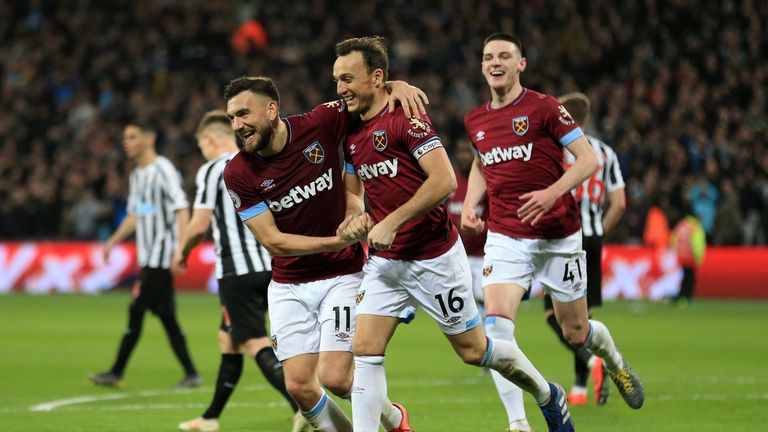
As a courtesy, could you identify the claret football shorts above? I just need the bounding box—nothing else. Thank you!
[482,230,588,303]
[267,272,362,361]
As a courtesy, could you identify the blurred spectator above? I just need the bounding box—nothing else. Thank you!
[714,178,743,245]
[0,0,765,244]
[671,210,707,308]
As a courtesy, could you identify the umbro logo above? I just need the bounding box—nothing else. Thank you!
[260,179,275,190]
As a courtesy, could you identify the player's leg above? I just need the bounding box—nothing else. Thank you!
[481,284,533,431]
[227,272,301,416]
[353,261,413,432]
[583,236,609,405]
[409,239,536,430]
[179,330,239,432]
[144,267,199,385]
[540,233,644,409]
[89,271,148,387]
[270,277,351,432]
[477,232,572,431]
[351,314,400,432]
[543,295,593,405]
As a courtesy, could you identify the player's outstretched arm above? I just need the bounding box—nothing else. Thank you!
[461,154,487,235]
[244,208,355,257]
[386,80,429,119]
[103,213,137,264]
[519,137,598,226]
[173,208,212,273]
[368,147,456,250]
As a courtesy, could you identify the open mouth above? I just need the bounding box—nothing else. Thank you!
[240,128,256,145]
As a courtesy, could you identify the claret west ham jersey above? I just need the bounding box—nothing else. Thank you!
[223,100,364,283]
[344,105,458,260]
[464,88,583,239]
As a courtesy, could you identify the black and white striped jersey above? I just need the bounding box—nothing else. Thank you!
[564,135,625,237]
[128,155,188,269]
[194,152,271,279]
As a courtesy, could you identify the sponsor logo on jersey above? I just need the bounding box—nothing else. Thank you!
[134,198,156,215]
[356,289,365,305]
[372,130,388,151]
[260,179,275,190]
[478,143,533,165]
[475,130,486,141]
[407,118,431,139]
[483,265,493,277]
[266,168,333,212]
[558,105,575,126]
[303,141,325,164]
[512,116,529,136]
[357,158,398,181]
[227,190,242,208]
[349,143,356,154]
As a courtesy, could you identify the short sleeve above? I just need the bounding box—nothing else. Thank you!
[222,157,268,222]
[193,161,220,210]
[542,96,584,146]
[393,113,443,160]
[602,144,626,191]
[312,99,351,147]
[157,158,188,211]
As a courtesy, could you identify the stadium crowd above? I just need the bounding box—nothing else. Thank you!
[0,0,766,245]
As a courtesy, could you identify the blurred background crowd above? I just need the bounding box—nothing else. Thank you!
[1,0,766,245]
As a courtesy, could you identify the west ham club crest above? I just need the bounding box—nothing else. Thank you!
[303,141,325,164]
[512,116,529,136]
[372,130,388,152]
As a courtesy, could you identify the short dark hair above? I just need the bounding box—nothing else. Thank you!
[335,36,389,80]
[125,121,157,136]
[223,76,280,103]
[196,110,233,137]
[558,92,590,125]
[483,32,524,57]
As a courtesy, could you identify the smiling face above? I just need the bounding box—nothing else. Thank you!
[226,90,275,154]
[333,50,382,118]
[481,39,527,92]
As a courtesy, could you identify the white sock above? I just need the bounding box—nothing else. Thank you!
[346,375,401,430]
[352,356,387,432]
[584,320,624,372]
[302,390,352,432]
[485,316,529,425]
[380,402,402,431]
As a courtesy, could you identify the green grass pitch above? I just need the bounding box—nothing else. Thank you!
[1,293,766,431]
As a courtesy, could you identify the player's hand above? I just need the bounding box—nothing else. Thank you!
[367,219,397,251]
[518,188,558,226]
[460,206,485,235]
[388,81,429,119]
[102,241,114,264]
[338,213,374,241]
[171,251,188,275]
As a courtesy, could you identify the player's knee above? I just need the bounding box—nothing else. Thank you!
[284,378,316,405]
[352,337,381,357]
[320,373,352,398]
[561,322,589,346]
[455,344,487,366]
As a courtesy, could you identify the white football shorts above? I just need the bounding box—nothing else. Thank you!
[268,272,362,361]
[467,255,485,304]
[356,240,481,335]
[482,230,587,303]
